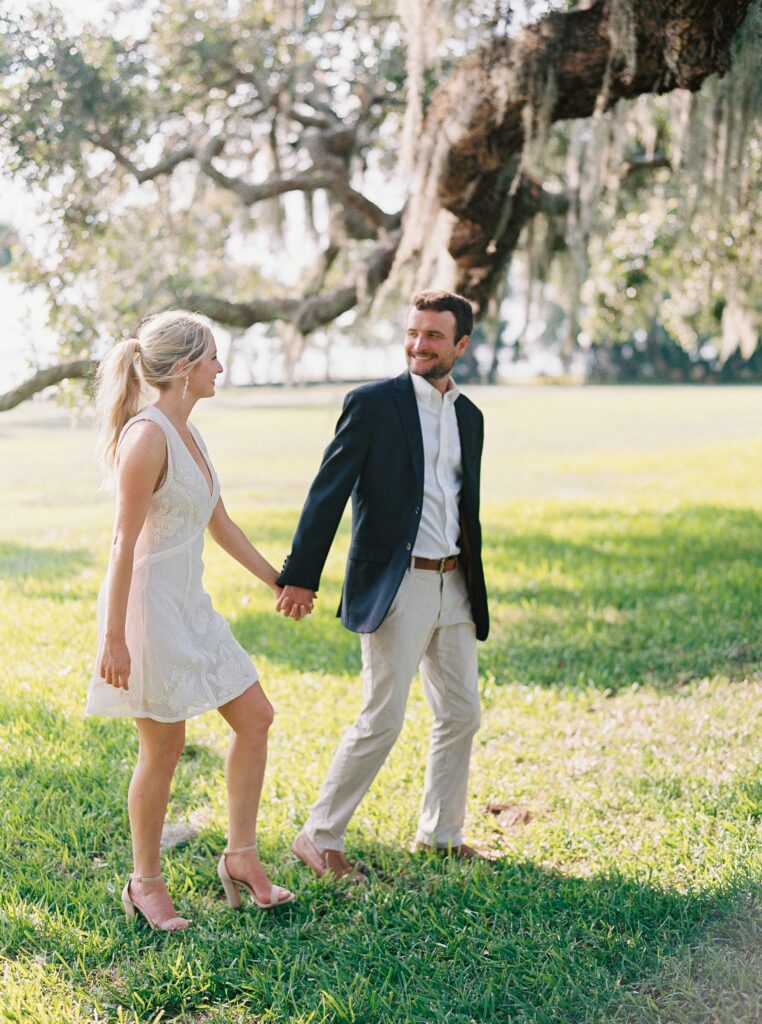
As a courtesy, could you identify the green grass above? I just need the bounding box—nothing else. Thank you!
[1,384,761,1023]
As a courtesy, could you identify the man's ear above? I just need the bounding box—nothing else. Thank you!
[455,334,470,356]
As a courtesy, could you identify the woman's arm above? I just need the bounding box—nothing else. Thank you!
[207,497,282,597]
[99,421,167,690]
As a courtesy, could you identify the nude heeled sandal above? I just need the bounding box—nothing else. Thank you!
[217,844,296,910]
[121,873,192,932]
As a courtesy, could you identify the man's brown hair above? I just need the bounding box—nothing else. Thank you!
[411,290,474,343]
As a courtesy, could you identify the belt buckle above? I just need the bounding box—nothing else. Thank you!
[438,557,446,573]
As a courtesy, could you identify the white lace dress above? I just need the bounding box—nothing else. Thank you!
[86,406,258,722]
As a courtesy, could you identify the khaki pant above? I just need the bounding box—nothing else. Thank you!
[305,563,480,850]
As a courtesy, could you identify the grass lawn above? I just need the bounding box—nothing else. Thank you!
[1,384,761,1024]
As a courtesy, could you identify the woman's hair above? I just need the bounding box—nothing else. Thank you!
[95,310,214,474]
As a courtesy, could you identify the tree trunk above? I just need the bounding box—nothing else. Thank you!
[400,0,752,311]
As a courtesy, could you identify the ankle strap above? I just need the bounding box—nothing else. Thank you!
[224,843,256,855]
[130,872,162,883]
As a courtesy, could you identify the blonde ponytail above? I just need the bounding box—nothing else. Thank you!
[95,310,215,481]
[95,338,144,475]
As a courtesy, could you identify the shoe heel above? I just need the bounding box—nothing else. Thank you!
[217,856,242,909]
[121,882,136,920]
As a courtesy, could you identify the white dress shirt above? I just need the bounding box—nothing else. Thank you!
[410,372,462,558]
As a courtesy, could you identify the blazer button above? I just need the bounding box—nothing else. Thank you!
[414,507,420,515]
[405,543,411,551]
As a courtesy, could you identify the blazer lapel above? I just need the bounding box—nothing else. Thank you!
[393,372,424,489]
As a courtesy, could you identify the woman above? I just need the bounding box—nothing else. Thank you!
[87,310,308,931]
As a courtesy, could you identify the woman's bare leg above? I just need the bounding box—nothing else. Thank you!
[127,717,189,928]
[218,682,292,904]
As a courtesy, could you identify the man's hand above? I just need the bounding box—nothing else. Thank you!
[276,585,317,620]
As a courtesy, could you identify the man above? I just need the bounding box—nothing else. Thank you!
[276,289,489,879]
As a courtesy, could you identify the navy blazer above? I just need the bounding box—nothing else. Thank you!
[277,371,489,640]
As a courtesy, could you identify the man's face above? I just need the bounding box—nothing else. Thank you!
[404,307,469,384]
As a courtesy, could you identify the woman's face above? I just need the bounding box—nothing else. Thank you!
[188,341,223,399]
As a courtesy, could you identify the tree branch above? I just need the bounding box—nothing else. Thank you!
[404,0,752,310]
[621,153,672,179]
[183,231,400,334]
[198,163,336,205]
[199,157,400,230]
[0,358,96,412]
[89,134,199,183]
[289,107,333,130]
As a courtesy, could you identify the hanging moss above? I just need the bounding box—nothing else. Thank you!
[609,0,638,84]
[396,0,437,176]
[387,0,755,324]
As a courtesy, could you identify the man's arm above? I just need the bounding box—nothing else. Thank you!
[277,390,370,595]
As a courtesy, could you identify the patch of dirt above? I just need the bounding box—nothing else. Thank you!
[483,802,534,831]
[160,822,200,850]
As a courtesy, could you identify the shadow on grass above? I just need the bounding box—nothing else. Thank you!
[2,827,757,1024]
[0,707,226,908]
[482,504,762,691]
[3,698,762,1021]
[232,603,360,678]
[229,505,762,691]
[0,541,94,599]
[2,503,760,1019]
[601,888,762,1023]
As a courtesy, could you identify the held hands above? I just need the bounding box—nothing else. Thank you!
[99,637,131,690]
[275,585,317,621]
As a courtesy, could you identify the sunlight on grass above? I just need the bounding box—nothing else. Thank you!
[1,385,761,1022]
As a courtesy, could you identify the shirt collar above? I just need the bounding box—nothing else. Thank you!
[410,371,460,406]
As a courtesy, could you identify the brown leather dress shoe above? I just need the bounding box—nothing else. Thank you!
[292,830,368,882]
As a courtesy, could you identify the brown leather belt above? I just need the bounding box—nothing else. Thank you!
[412,556,458,573]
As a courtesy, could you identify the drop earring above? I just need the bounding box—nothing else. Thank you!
[182,376,189,400]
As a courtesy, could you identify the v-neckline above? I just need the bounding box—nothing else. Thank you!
[151,406,214,498]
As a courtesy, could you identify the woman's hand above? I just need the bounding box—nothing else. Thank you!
[99,637,131,690]
[276,585,316,620]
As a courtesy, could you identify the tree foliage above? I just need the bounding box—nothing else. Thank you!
[0,0,758,402]
[1,0,409,363]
